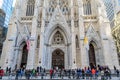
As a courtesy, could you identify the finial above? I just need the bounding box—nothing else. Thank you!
[57,0,59,5]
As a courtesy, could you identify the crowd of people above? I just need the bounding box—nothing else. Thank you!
[0,65,119,80]
[49,65,120,80]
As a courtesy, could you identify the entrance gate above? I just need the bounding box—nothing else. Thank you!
[52,49,64,69]
[20,45,28,68]
[89,43,96,68]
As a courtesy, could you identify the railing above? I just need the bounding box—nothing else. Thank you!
[2,72,120,78]
[1,69,120,79]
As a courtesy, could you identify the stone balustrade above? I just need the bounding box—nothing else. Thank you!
[83,15,97,22]
[21,16,33,23]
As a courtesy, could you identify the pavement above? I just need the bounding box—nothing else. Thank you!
[1,76,120,80]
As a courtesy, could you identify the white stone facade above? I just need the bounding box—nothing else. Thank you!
[0,0,119,70]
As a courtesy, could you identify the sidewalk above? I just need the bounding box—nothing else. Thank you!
[1,75,120,80]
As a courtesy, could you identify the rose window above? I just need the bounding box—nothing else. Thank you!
[52,31,65,45]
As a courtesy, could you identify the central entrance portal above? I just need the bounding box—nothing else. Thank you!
[20,44,28,68]
[89,43,96,68]
[52,49,64,69]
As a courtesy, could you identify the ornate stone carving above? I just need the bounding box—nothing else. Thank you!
[52,31,65,45]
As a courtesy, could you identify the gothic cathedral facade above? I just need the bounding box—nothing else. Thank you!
[0,0,119,69]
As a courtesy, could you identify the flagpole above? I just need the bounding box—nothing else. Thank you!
[83,17,92,66]
[84,31,89,67]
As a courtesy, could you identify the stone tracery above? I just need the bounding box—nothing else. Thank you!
[47,0,69,16]
[52,31,65,45]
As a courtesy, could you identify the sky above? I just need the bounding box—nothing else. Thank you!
[0,0,16,8]
[12,0,16,7]
[0,0,3,8]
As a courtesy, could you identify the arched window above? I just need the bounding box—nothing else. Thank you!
[59,0,69,14]
[26,0,35,16]
[47,0,69,16]
[83,0,92,15]
[48,0,57,13]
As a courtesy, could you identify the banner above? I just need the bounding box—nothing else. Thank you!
[84,36,89,50]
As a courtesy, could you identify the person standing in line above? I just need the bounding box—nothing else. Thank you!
[15,69,19,80]
[41,68,45,79]
[116,69,119,77]
[0,67,4,79]
[61,69,64,79]
[76,69,79,79]
[40,66,42,72]
[0,67,2,79]
[91,68,96,79]
[101,69,104,80]
[6,67,9,74]
[82,69,85,79]
[50,68,54,79]
[72,69,75,79]
[68,69,71,79]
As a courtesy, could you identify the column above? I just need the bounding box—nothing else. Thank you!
[26,1,39,69]
[71,0,77,69]
[39,0,46,68]
[78,0,89,68]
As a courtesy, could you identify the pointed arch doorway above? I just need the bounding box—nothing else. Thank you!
[20,44,28,68]
[16,41,29,69]
[52,49,64,69]
[89,42,96,68]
